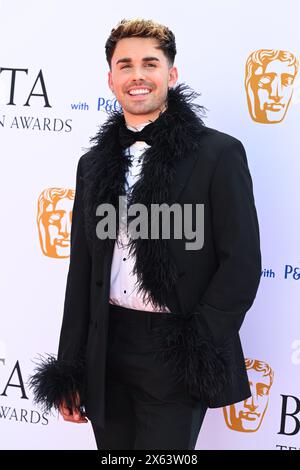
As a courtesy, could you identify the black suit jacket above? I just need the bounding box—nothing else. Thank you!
[56,124,261,429]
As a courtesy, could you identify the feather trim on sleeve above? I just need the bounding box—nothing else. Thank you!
[28,354,86,413]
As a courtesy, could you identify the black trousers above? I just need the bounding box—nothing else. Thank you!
[92,304,207,450]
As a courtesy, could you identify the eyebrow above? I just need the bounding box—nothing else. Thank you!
[116,56,160,65]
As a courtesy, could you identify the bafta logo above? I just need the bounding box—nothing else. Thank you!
[223,359,274,432]
[37,188,75,258]
[245,49,298,123]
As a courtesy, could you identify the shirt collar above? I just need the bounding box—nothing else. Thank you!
[126,121,152,132]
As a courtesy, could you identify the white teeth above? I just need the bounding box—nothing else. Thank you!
[129,88,150,95]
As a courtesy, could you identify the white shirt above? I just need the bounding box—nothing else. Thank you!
[109,122,170,312]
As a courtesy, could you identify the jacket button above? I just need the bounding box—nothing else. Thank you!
[96,280,103,286]
[179,271,185,278]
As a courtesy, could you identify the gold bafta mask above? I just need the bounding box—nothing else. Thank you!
[245,49,298,123]
[37,188,75,258]
[223,359,274,432]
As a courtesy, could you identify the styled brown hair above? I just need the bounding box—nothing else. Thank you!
[105,18,177,68]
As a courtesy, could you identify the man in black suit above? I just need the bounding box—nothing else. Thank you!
[30,18,261,450]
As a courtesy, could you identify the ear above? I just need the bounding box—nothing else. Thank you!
[168,66,178,88]
[108,71,114,93]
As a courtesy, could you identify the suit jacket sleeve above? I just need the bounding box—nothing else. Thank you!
[29,155,91,412]
[194,138,261,344]
[57,155,92,360]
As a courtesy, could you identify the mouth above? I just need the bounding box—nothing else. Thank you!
[56,239,70,247]
[265,103,285,111]
[127,87,152,99]
[241,412,260,421]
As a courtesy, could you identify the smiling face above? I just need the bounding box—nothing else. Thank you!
[108,37,178,126]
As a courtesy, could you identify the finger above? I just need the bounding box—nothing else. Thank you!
[59,403,71,417]
[73,392,81,408]
[74,416,88,423]
[62,414,88,423]
[60,409,72,420]
[73,408,88,422]
[59,405,88,423]
[73,409,81,421]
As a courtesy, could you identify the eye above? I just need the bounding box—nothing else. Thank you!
[121,64,131,69]
[48,213,62,224]
[258,75,272,88]
[146,63,156,67]
[257,384,269,396]
[282,75,294,86]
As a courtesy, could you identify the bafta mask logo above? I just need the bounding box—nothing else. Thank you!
[37,188,75,258]
[223,358,274,432]
[245,49,298,123]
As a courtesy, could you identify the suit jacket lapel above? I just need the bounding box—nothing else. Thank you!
[167,150,200,205]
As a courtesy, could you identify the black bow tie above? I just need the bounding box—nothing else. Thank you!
[118,122,155,149]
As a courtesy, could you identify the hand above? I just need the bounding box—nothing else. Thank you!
[58,391,88,423]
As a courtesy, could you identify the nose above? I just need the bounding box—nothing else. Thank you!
[270,76,283,101]
[129,65,147,82]
[244,394,258,411]
[59,213,71,237]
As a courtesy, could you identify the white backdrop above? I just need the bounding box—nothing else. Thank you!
[0,0,299,450]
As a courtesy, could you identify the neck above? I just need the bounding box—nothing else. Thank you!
[124,102,167,128]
